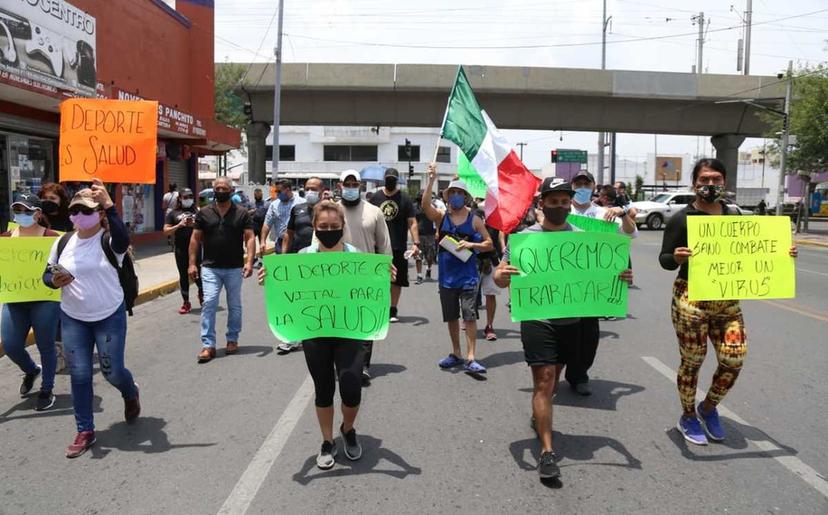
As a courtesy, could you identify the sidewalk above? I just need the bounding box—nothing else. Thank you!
[793,227,828,248]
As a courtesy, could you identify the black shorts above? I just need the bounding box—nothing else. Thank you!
[520,319,580,367]
[392,250,409,287]
[440,287,477,322]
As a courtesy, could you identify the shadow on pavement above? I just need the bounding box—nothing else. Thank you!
[666,417,799,462]
[0,394,102,425]
[292,434,422,484]
[599,330,620,340]
[509,430,642,473]
[477,350,524,370]
[395,315,429,326]
[553,379,646,411]
[232,345,275,358]
[90,416,216,459]
[491,327,522,340]
[366,363,406,380]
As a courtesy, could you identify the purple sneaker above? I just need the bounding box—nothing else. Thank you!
[677,416,708,446]
[438,354,463,369]
[697,403,725,442]
[464,360,487,374]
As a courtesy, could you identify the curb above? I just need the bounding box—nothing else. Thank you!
[794,239,828,249]
[0,278,181,359]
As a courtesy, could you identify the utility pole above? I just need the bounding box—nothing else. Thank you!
[776,60,793,216]
[597,0,612,185]
[271,0,285,183]
[692,12,705,74]
[743,0,752,75]
[516,142,527,161]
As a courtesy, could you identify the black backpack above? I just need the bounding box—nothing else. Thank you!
[56,231,139,316]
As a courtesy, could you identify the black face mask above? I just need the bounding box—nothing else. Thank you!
[385,176,398,190]
[41,200,60,215]
[543,206,569,226]
[696,185,723,203]
[316,228,343,249]
[214,191,232,203]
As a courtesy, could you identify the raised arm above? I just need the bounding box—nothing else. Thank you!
[422,163,445,223]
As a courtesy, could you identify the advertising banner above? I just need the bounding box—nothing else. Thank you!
[656,156,682,182]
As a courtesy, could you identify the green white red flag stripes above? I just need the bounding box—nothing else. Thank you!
[440,66,541,233]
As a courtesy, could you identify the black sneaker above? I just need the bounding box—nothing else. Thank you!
[316,440,337,470]
[35,390,55,411]
[425,269,432,280]
[20,366,41,397]
[361,369,371,387]
[340,424,363,461]
[538,451,561,479]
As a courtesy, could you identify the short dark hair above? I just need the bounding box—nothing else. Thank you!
[599,185,617,201]
[691,158,727,184]
[278,179,293,190]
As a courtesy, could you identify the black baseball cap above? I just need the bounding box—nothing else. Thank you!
[384,167,400,178]
[572,170,595,183]
[11,193,42,211]
[539,177,575,198]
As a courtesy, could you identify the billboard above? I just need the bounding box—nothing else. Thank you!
[0,0,97,96]
[656,156,682,182]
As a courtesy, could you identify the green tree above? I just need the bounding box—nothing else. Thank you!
[214,62,248,129]
[634,175,645,200]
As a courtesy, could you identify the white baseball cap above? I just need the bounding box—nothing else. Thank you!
[340,169,361,182]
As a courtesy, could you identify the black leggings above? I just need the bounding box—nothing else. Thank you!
[174,248,202,301]
[303,338,365,408]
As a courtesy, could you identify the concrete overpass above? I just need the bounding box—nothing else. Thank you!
[234,63,786,190]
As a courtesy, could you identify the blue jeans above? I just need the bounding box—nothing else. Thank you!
[1,302,60,391]
[61,303,137,433]
[200,266,243,348]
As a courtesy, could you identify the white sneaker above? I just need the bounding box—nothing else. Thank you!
[316,440,337,469]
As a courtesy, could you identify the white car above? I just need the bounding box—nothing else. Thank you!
[633,192,753,230]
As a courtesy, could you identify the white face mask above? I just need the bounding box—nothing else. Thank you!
[305,190,320,205]
[181,199,194,208]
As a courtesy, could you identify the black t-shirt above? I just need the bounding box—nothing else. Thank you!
[371,189,414,252]
[415,203,436,236]
[286,202,314,253]
[196,203,252,268]
[166,208,198,251]
[659,201,735,280]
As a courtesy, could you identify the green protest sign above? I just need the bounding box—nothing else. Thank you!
[263,252,392,342]
[0,237,60,303]
[457,151,488,199]
[687,215,795,300]
[508,231,629,321]
[566,213,618,233]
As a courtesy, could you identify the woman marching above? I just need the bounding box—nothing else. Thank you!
[163,188,203,314]
[43,179,140,458]
[1,193,61,411]
[659,158,798,445]
[38,182,73,232]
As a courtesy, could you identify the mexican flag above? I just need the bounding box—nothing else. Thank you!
[440,67,541,233]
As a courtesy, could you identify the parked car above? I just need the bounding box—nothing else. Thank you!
[633,192,753,230]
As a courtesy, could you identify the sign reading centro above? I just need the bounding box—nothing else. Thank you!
[687,215,795,301]
[508,231,630,321]
[263,252,392,342]
[0,237,60,303]
[59,99,158,184]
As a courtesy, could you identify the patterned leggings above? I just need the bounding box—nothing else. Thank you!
[671,278,747,416]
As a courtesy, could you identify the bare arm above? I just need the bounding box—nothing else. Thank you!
[408,217,419,245]
[163,222,181,237]
[471,216,494,253]
[422,163,445,223]
[282,229,293,254]
[188,229,203,280]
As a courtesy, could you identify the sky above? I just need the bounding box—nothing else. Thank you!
[197,0,826,170]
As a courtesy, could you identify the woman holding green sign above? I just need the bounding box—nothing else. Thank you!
[258,200,395,470]
[1,193,61,412]
[660,158,798,446]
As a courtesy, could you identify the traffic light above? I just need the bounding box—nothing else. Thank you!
[408,164,414,177]
[550,149,558,163]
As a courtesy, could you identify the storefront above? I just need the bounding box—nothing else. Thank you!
[0,130,58,233]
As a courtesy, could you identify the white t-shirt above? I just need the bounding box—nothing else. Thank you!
[49,229,126,322]
[571,203,638,238]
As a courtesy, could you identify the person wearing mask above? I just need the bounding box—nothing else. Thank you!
[250,188,271,266]
[260,179,305,256]
[494,178,633,480]
[613,181,632,207]
[2,194,61,411]
[257,201,390,469]
[414,191,437,284]
[189,177,255,363]
[164,188,202,314]
[38,183,73,232]
[421,165,493,374]
[43,181,140,458]
[568,170,638,396]
[370,168,418,323]
[660,158,798,445]
[337,170,392,385]
[272,177,325,355]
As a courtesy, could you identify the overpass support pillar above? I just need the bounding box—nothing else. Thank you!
[246,122,271,185]
[710,134,745,196]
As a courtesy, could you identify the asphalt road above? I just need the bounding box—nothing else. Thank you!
[1,231,826,515]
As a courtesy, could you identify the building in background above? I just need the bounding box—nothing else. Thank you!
[0,0,240,240]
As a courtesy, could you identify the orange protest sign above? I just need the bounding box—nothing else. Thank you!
[59,99,158,184]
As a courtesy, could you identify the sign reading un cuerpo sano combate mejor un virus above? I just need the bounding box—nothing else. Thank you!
[0,0,97,96]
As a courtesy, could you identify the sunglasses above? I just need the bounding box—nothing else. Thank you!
[69,206,98,216]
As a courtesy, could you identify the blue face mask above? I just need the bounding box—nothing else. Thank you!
[342,187,360,202]
[278,191,289,202]
[13,212,37,228]
[573,187,593,204]
[449,193,466,210]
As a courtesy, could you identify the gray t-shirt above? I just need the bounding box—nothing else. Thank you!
[504,222,581,325]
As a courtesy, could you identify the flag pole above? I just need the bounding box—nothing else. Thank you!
[429,65,463,188]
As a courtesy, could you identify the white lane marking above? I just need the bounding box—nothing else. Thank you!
[218,374,315,515]
[798,267,828,277]
[642,356,828,500]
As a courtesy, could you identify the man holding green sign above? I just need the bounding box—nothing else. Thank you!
[494,178,633,482]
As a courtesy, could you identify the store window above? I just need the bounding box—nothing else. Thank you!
[120,184,155,234]
[1,133,56,232]
[323,145,378,161]
[436,146,451,163]
[398,145,421,162]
